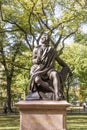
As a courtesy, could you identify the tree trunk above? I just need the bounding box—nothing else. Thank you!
[66,89,69,102]
[66,83,70,102]
[6,77,13,112]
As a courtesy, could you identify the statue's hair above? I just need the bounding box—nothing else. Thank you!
[41,32,50,40]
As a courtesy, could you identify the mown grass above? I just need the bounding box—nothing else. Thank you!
[67,113,87,130]
[0,114,20,130]
[0,113,87,130]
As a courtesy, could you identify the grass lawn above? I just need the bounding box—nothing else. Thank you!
[0,113,87,130]
[0,114,20,130]
[67,113,87,130]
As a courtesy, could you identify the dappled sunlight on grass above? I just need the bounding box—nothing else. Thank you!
[67,113,87,130]
[0,115,20,130]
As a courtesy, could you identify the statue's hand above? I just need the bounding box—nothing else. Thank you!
[54,93,62,101]
[37,58,41,63]
[54,93,59,101]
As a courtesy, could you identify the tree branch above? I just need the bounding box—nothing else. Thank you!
[0,6,32,50]
[54,34,62,49]
[58,29,78,56]
[40,18,52,32]
[0,29,20,33]
[5,58,30,71]
[52,17,75,32]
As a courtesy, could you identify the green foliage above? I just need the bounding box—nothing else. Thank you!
[13,50,32,97]
[62,43,87,101]
[1,0,87,48]
[62,43,87,84]
[75,33,87,45]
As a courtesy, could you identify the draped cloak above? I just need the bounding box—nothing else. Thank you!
[29,45,57,92]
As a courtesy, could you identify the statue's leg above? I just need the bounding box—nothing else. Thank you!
[48,71,61,100]
[35,76,54,92]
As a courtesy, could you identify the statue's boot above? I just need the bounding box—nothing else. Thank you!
[26,91,40,100]
[37,85,55,93]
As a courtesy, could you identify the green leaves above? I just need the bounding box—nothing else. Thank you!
[61,43,87,101]
[62,43,87,85]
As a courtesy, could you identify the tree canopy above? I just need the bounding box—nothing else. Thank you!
[1,0,87,49]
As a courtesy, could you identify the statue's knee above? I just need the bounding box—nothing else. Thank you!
[35,76,41,84]
[50,71,58,79]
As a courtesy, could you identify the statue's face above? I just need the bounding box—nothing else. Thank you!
[40,34,49,44]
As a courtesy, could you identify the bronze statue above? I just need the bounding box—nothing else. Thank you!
[26,33,72,100]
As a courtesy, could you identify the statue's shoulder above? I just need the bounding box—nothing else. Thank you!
[33,45,41,50]
[36,45,41,48]
[34,45,41,49]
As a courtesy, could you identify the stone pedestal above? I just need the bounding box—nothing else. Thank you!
[15,100,70,130]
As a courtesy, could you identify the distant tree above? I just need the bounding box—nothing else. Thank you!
[75,33,87,45]
[0,29,30,111]
[13,50,32,99]
[62,43,87,101]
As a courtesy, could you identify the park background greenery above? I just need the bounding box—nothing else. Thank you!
[0,0,87,113]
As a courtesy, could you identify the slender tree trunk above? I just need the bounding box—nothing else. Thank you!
[66,88,69,102]
[66,82,70,102]
[6,77,13,112]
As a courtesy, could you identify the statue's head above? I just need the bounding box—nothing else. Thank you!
[40,33,49,44]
